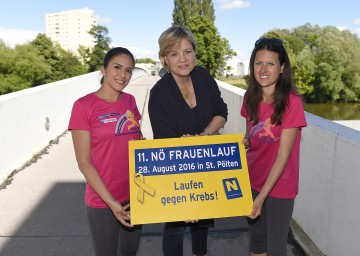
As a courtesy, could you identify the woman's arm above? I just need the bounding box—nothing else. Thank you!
[71,130,133,228]
[242,121,251,149]
[200,116,226,135]
[248,127,299,219]
[148,87,179,139]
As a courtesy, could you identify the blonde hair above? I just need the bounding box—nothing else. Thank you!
[158,25,197,70]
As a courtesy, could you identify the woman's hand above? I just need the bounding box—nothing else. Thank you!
[140,131,146,140]
[248,196,265,219]
[184,219,199,223]
[242,137,251,149]
[108,200,134,228]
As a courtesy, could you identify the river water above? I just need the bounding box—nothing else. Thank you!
[304,103,360,120]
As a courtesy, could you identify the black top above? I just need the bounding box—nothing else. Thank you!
[148,66,228,139]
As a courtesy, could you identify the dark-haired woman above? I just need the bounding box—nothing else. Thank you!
[69,47,142,256]
[241,38,307,256]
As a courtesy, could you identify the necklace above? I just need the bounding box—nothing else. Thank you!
[180,81,191,99]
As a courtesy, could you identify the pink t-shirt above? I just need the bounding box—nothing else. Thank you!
[241,93,307,198]
[68,92,141,208]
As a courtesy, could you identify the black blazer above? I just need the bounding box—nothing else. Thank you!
[148,66,228,139]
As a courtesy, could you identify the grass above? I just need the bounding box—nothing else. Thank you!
[217,77,248,90]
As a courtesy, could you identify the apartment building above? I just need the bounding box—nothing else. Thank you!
[45,8,97,54]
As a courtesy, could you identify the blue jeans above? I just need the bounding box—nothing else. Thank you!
[162,220,212,256]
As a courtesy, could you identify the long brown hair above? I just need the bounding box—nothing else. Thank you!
[245,38,298,125]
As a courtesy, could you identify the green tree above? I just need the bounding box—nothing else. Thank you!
[0,34,86,95]
[31,34,86,83]
[83,25,112,72]
[0,39,7,48]
[262,24,360,103]
[0,44,51,94]
[311,29,345,102]
[173,0,215,25]
[172,0,236,76]
[137,58,156,64]
[57,48,87,78]
[188,15,220,73]
[293,46,315,96]
[337,29,360,102]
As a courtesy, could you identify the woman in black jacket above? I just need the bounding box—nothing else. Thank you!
[148,25,228,256]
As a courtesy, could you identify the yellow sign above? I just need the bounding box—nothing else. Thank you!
[129,133,253,225]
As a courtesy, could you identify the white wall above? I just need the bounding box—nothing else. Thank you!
[216,80,246,135]
[0,69,147,182]
[294,113,360,256]
[0,72,99,182]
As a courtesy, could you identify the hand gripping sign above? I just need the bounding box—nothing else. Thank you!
[129,133,253,225]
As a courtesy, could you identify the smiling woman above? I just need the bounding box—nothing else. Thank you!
[68,47,144,256]
[241,37,307,256]
[148,25,228,256]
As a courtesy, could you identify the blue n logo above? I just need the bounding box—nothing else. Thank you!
[222,178,243,200]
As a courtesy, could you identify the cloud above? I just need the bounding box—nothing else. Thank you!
[0,27,40,47]
[218,0,250,10]
[354,18,360,25]
[74,8,111,24]
[336,26,348,31]
[96,16,112,24]
[78,7,93,14]
[111,42,159,61]
[130,47,158,60]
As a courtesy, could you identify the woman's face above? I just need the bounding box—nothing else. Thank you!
[164,38,196,77]
[101,54,134,92]
[253,49,284,89]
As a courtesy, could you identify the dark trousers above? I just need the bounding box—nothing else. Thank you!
[247,190,294,256]
[162,221,211,256]
[87,206,142,256]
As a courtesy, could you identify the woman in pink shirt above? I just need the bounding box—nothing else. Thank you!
[69,47,142,256]
[241,38,307,256]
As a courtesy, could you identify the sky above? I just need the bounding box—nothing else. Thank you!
[1,0,360,66]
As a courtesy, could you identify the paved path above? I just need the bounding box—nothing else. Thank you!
[0,76,305,256]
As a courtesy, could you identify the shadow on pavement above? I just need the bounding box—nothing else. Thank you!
[0,182,95,256]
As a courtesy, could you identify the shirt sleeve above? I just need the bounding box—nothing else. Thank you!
[282,93,307,129]
[130,94,142,121]
[240,100,248,118]
[148,85,179,139]
[68,99,90,131]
